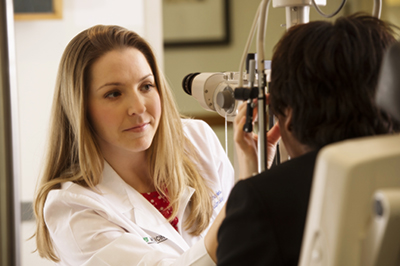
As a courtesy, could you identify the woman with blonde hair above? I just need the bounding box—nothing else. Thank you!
[33,25,234,265]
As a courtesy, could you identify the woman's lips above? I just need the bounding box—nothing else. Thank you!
[124,123,149,132]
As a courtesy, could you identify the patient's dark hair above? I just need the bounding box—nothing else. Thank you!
[270,13,399,150]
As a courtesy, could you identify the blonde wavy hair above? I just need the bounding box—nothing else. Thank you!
[33,25,213,261]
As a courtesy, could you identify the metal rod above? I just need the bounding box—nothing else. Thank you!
[372,0,382,18]
[0,0,21,265]
[256,0,269,173]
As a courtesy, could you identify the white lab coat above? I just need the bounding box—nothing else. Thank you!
[44,119,235,266]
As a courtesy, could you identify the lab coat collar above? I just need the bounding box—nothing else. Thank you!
[98,161,195,252]
[128,185,195,251]
[97,161,133,214]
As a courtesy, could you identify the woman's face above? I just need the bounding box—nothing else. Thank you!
[87,48,161,157]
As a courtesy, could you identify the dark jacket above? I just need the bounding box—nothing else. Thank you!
[217,151,319,266]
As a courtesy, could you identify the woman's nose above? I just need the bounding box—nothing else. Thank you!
[127,93,146,116]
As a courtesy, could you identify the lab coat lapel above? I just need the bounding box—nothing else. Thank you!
[99,161,195,252]
[127,185,195,252]
[97,162,134,214]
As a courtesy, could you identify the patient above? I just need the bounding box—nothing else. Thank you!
[217,13,399,266]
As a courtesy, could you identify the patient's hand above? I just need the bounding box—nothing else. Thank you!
[234,98,281,180]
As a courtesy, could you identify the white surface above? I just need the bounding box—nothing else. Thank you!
[299,134,400,266]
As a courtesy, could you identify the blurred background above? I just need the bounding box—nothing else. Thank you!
[1,0,399,265]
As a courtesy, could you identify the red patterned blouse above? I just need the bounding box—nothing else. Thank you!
[141,191,179,232]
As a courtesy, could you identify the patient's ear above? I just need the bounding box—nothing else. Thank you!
[279,107,309,158]
[283,108,293,132]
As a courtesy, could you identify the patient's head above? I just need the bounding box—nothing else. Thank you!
[270,13,399,154]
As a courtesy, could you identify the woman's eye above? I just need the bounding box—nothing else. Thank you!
[105,91,121,98]
[142,84,155,92]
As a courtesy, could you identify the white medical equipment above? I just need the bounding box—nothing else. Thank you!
[182,0,381,172]
[298,40,400,266]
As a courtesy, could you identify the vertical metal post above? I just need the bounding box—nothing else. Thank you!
[0,0,21,265]
[256,0,269,173]
[372,0,382,18]
[257,72,267,173]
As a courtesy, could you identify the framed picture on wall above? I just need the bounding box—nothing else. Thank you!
[163,0,230,48]
[13,0,62,20]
